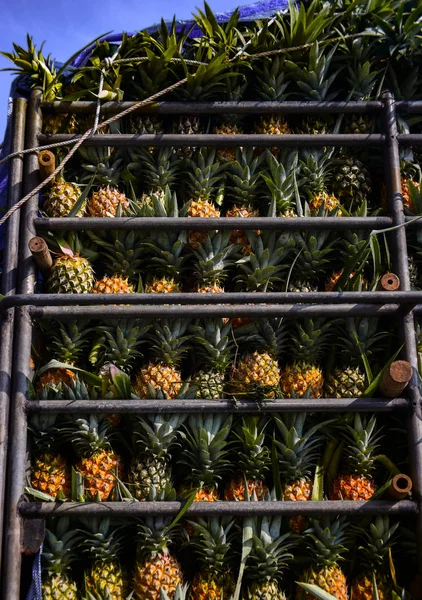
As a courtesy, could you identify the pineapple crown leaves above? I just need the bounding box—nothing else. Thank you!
[234,318,288,359]
[173,53,237,101]
[100,363,138,399]
[133,413,187,458]
[189,318,234,372]
[179,414,233,487]
[186,516,235,574]
[262,151,299,210]
[78,146,125,187]
[42,319,92,366]
[245,515,295,584]
[346,60,380,100]
[335,317,389,366]
[77,517,124,563]
[130,147,180,192]
[273,0,335,49]
[42,518,80,575]
[289,318,333,364]
[300,150,333,195]
[292,230,334,280]
[94,319,150,371]
[355,516,399,570]
[148,318,191,366]
[160,584,190,600]
[235,231,292,292]
[191,1,242,60]
[285,42,342,101]
[86,229,143,280]
[192,230,241,284]
[234,416,271,481]
[303,515,350,568]
[185,148,227,200]
[136,486,180,556]
[253,55,290,101]
[342,413,383,475]
[227,148,265,206]
[64,414,114,457]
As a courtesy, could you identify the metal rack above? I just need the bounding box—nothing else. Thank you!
[2,90,422,597]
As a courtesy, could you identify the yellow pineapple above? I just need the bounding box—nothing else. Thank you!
[92,275,134,294]
[301,150,341,215]
[134,319,189,399]
[47,252,95,294]
[297,516,350,600]
[87,186,129,217]
[43,178,86,217]
[145,277,181,293]
[41,519,79,600]
[31,453,70,499]
[330,414,381,501]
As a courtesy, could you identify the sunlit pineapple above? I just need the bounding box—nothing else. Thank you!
[43,178,86,217]
[92,275,134,294]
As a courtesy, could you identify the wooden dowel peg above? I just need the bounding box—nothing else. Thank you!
[38,150,55,185]
[29,237,53,275]
[379,360,412,397]
[377,272,400,291]
[387,473,413,500]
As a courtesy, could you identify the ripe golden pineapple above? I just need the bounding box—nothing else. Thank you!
[275,413,327,533]
[37,368,76,392]
[43,179,86,217]
[145,277,181,294]
[31,453,70,498]
[223,416,270,501]
[226,205,259,254]
[87,186,129,217]
[330,414,381,501]
[41,518,79,600]
[134,319,189,399]
[92,275,134,294]
[233,351,280,398]
[280,364,324,399]
[297,516,350,600]
[47,252,95,294]
[214,121,243,161]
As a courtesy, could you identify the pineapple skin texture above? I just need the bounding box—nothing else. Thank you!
[247,581,287,600]
[351,574,391,600]
[283,477,312,533]
[232,351,281,398]
[128,455,170,500]
[92,276,134,294]
[280,363,324,398]
[43,113,78,135]
[135,363,183,399]
[87,186,129,217]
[76,450,119,501]
[330,474,376,501]
[43,181,85,218]
[86,561,126,599]
[324,366,366,398]
[145,278,181,294]
[37,368,76,392]
[226,204,260,255]
[215,121,243,161]
[133,552,183,600]
[47,255,95,294]
[298,566,349,600]
[309,191,341,215]
[42,574,78,600]
[191,571,235,600]
[188,199,221,248]
[31,453,70,498]
[224,477,268,501]
[193,369,226,399]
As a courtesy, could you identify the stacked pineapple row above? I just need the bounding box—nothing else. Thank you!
[39,512,413,600]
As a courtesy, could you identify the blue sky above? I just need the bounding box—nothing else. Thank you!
[0,0,242,139]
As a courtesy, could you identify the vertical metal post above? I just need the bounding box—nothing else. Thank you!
[0,98,27,582]
[2,89,41,599]
[383,91,422,572]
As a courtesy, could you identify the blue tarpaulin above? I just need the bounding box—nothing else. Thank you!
[0,0,290,251]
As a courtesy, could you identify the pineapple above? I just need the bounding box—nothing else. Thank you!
[87,228,144,283]
[183,149,226,249]
[296,516,349,600]
[191,230,239,293]
[131,147,180,204]
[188,517,236,600]
[399,162,422,213]
[80,518,127,600]
[253,56,291,142]
[90,319,150,373]
[231,319,287,399]
[134,319,190,399]
[41,518,79,600]
[330,414,382,501]
[129,413,186,500]
[351,516,398,600]
[226,148,264,254]
[280,319,332,398]
[43,178,86,217]
[134,501,184,600]
[214,79,247,161]
[179,413,232,501]
[344,59,379,135]
[286,43,339,135]
[324,318,387,398]
[288,224,334,293]
[331,156,372,211]
[262,150,299,217]
[223,416,270,501]
[190,318,234,399]
[64,407,120,501]
[274,413,327,533]
[301,150,341,215]
[47,249,95,294]
[92,275,134,294]
[244,512,295,600]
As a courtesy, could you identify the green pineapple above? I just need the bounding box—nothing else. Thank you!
[252,56,291,140]
[192,230,240,293]
[46,234,95,294]
[331,156,372,211]
[79,518,127,600]
[129,413,186,500]
[243,512,295,599]
[188,517,236,600]
[262,150,299,216]
[179,413,232,501]
[190,318,234,399]
[223,416,270,501]
[280,319,332,398]
[296,516,350,600]
[41,518,79,600]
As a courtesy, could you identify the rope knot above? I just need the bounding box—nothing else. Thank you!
[103,56,115,69]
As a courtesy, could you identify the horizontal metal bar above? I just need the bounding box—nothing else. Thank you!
[34,216,393,231]
[405,216,422,227]
[1,292,421,313]
[38,133,386,147]
[25,398,409,413]
[41,100,384,115]
[397,134,422,145]
[19,500,418,518]
[396,101,422,114]
[28,304,402,319]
